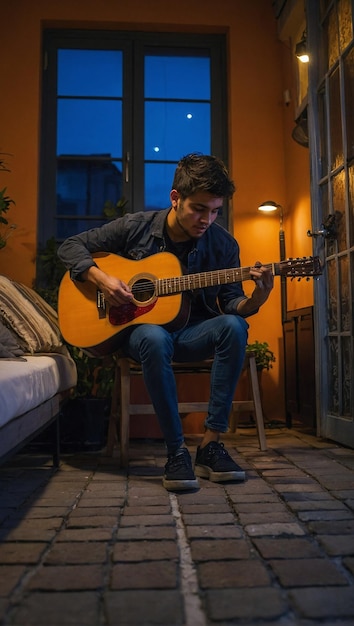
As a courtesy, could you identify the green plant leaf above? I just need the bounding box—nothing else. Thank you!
[246,340,276,370]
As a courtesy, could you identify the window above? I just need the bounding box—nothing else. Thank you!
[39,30,228,246]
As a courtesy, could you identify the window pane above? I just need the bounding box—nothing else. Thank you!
[339,0,353,53]
[57,99,122,156]
[56,217,107,240]
[332,170,347,251]
[325,6,340,69]
[344,46,354,160]
[329,67,343,170]
[339,254,350,332]
[145,101,210,161]
[327,258,338,331]
[145,55,210,99]
[57,160,122,217]
[328,336,339,413]
[58,49,123,97]
[144,162,177,210]
[332,170,347,252]
[342,335,352,416]
[318,88,328,176]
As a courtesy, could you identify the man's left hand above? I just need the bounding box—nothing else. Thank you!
[250,262,274,293]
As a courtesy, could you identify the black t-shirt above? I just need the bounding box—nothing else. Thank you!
[164,228,213,324]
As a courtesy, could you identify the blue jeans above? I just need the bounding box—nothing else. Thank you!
[120,315,249,454]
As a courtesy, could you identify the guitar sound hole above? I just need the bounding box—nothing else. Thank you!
[132,278,155,303]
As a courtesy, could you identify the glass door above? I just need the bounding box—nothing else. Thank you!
[308,0,354,446]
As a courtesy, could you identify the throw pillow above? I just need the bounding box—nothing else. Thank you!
[0,275,63,353]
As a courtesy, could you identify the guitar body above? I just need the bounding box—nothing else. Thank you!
[58,252,189,357]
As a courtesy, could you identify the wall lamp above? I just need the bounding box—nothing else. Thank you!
[258,200,287,323]
[258,200,283,229]
[295,32,309,63]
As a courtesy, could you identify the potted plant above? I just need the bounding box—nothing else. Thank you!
[246,341,276,371]
[0,154,16,249]
[61,346,115,450]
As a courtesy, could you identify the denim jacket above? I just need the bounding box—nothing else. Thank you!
[58,208,257,319]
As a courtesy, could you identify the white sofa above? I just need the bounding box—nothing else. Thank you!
[0,275,77,465]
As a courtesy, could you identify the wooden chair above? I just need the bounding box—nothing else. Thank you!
[106,351,267,467]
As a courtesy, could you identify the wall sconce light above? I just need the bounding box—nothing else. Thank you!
[258,200,287,323]
[295,32,309,63]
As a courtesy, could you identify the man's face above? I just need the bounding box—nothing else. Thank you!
[170,190,223,239]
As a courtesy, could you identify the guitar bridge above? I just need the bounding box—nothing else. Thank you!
[96,290,106,319]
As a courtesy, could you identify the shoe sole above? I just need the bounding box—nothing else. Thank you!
[162,477,199,491]
[195,464,245,482]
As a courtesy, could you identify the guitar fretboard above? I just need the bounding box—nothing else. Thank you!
[156,263,278,296]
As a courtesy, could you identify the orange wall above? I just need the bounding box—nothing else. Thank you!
[0,0,313,421]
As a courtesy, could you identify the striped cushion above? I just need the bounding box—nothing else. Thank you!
[0,276,63,354]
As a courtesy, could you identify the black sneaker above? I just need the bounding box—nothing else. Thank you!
[195,441,245,482]
[162,447,199,491]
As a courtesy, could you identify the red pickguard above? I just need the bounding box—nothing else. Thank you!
[109,301,156,326]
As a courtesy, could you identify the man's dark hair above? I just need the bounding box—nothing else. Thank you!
[172,153,236,199]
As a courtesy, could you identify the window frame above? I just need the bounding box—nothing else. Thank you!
[39,28,229,248]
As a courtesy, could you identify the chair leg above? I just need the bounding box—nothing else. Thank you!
[119,358,131,468]
[229,406,238,432]
[248,355,267,451]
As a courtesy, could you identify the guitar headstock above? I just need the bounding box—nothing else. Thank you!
[279,256,322,279]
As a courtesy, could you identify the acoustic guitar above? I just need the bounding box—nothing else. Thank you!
[58,251,322,357]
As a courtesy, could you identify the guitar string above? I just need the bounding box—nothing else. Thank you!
[129,267,250,296]
[128,264,271,296]
[127,259,317,297]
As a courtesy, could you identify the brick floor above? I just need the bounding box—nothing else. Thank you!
[0,427,354,625]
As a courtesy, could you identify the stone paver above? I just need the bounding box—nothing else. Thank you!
[111,561,178,589]
[44,541,107,564]
[26,564,104,590]
[105,590,184,624]
[112,539,178,561]
[0,427,354,625]
[10,592,99,626]
[198,558,271,588]
[268,557,348,586]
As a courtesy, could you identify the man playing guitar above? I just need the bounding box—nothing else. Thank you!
[58,153,274,491]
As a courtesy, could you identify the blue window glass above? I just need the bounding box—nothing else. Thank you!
[145,101,210,161]
[57,160,122,216]
[56,49,123,236]
[145,55,210,99]
[144,163,178,211]
[57,99,122,156]
[144,53,211,210]
[58,49,123,97]
[56,217,107,240]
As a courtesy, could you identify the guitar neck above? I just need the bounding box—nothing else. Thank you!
[156,262,279,296]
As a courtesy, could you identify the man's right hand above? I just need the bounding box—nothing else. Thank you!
[82,266,134,306]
